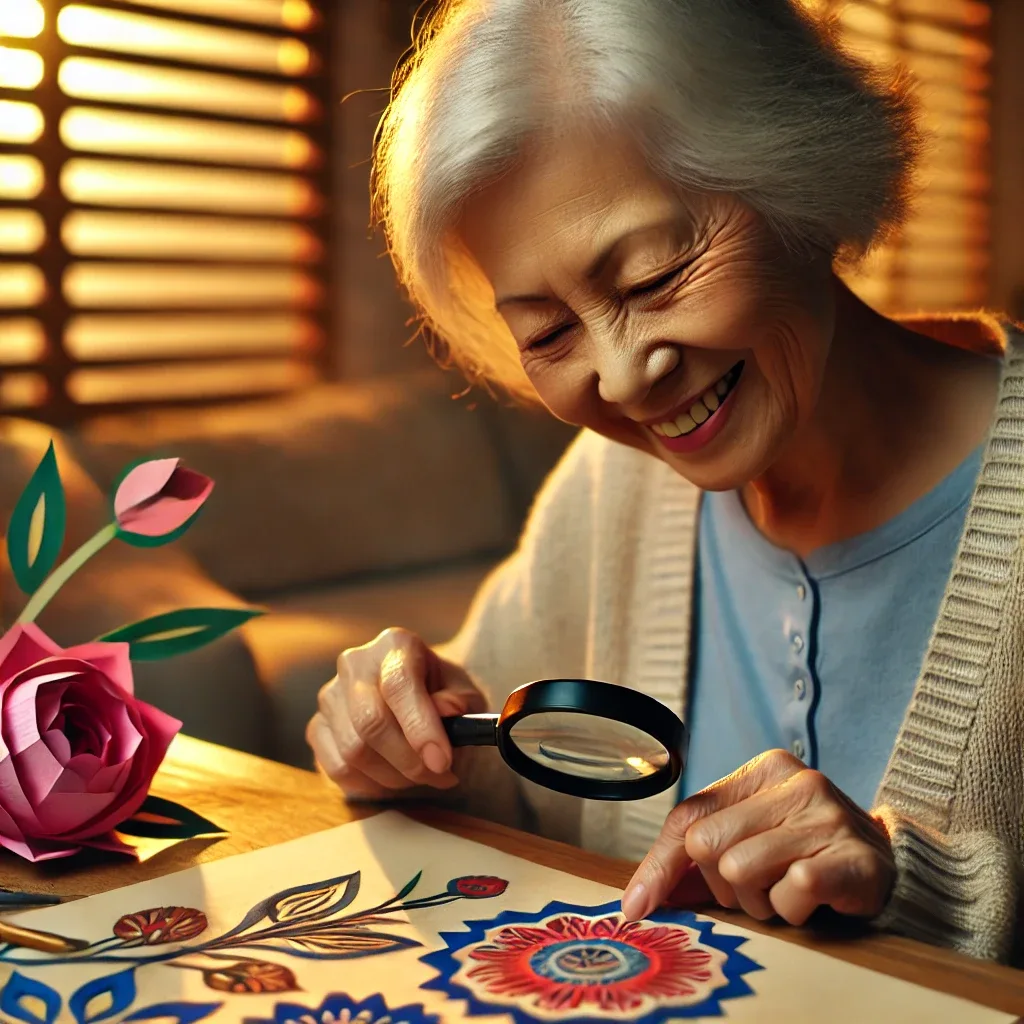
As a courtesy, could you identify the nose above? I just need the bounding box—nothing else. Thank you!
[596,339,681,407]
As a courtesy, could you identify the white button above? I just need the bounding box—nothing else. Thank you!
[792,739,806,759]
[792,633,804,652]
[796,583,806,600]
[794,678,806,699]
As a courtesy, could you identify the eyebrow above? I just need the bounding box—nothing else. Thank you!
[493,217,685,309]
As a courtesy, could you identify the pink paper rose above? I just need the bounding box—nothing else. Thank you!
[114,458,213,540]
[0,623,181,862]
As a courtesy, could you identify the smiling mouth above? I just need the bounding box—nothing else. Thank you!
[649,362,745,438]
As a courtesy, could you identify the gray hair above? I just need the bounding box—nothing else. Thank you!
[370,0,921,401]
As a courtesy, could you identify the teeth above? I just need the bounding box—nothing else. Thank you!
[650,363,741,438]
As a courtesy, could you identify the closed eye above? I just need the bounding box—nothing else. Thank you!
[525,324,570,351]
[629,263,687,297]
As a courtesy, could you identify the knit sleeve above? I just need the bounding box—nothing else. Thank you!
[872,805,1021,963]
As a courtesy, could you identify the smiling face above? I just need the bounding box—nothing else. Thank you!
[458,131,837,490]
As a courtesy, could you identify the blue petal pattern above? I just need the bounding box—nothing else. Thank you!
[69,968,137,1024]
[0,972,61,1024]
[122,1001,223,1024]
[241,991,439,1024]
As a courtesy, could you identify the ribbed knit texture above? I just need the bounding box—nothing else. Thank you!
[438,328,1024,962]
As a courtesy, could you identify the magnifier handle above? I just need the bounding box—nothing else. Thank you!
[442,713,499,747]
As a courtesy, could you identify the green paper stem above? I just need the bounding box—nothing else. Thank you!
[16,522,118,625]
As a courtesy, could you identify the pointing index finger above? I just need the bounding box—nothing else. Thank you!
[622,750,803,920]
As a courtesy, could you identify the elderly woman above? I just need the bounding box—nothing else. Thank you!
[307,0,1024,964]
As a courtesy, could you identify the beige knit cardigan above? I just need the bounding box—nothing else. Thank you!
[436,329,1024,963]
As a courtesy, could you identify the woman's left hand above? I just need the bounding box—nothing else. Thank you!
[622,749,896,925]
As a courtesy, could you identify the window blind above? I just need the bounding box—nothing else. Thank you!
[800,0,992,314]
[0,0,333,423]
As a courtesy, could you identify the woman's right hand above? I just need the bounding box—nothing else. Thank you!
[307,627,487,799]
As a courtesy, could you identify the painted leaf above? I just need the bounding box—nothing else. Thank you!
[69,968,137,1024]
[270,875,362,924]
[394,870,423,903]
[7,442,66,596]
[97,607,263,661]
[242,928,422,961]
[201,961,297,994]
[218,872,361,940]
[0,972,61,1024]
[122,1003,222,1024]
[115,795,226,841]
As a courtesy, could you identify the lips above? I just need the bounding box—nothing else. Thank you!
[648,361,745,455]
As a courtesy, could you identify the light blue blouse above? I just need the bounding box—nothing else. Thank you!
[680,446,984,809]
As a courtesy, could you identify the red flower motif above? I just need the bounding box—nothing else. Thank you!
[202,960,298,994]
[454,913,722,1013]
[448,876,508,899]
[113,906,208,945]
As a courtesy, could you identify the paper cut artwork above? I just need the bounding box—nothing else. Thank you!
[421,900,760,1022]
[0,869,508,1003]
[0,812,1016,1024]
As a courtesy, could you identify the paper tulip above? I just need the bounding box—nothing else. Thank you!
[0,624,181,862]
[114,458,214,542]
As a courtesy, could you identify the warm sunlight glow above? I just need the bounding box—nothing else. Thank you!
[0,210,45,253]
[0,156,43,199]
[63,211,322,261]
[68,359,316,404]
[60,107,319,168]
[0,101,43,144]
[0,372,47,409]
[0,264,46,307]
[57,6,314,76]
[0,47,44,90]
[63,263,323,308]
[119,0,317,30]
[0,317,45,363]
[0,0,44,38]
[58,58,318,123]
[62,158,321,216]
[67,312,320,359]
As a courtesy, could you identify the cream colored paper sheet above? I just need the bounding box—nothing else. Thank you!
[0,810,1016,1024]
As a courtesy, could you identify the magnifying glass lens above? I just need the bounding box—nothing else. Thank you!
[507,712,670,782]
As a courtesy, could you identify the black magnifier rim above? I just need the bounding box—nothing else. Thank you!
[496,679,687,801]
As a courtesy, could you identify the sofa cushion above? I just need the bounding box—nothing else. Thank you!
[73,372,517,595]
[244,558,494,767]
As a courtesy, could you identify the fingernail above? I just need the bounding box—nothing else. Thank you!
[621,882,648,921]
[421,742,450,775]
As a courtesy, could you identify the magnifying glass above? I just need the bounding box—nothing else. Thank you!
[441,679,687,801]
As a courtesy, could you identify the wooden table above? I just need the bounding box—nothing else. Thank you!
[2,734,1023,1018]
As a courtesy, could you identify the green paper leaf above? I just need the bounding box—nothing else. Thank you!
[116,795,226,840]
[97,607,263,661]
[6,442,66,596]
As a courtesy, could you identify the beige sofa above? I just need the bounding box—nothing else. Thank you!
[0,371,574,768]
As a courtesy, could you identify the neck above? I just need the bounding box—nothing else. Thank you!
[740,277,1001,557]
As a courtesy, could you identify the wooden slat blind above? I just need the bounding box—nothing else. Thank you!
[800,0,992,314]
[0,0,334,423]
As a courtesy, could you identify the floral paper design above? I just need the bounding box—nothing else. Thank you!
[421,900,762,1022]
